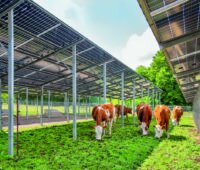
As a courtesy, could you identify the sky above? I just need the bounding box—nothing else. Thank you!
[33,0,159,69]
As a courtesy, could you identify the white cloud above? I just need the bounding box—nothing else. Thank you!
[121,27,159,69]
[33,0,87,33]
[33,1,159,70]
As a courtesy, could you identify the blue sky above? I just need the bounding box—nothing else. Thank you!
[34,0,159,69]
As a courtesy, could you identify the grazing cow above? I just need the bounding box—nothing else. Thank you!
[136,103,152,135]
[92,103,115,140]
[154,105,171,138]
[115,105,132,121]
[172,106,183,126]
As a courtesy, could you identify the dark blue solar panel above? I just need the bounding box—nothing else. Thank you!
[0,0,17,13]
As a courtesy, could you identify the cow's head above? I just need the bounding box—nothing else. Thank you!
[95,125,103,140]
[140,122,148,135]
[172,119,178,126]
[154,125,163,138]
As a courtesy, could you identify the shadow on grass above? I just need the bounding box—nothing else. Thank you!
[168,134,187,141]
[180,124,194,128]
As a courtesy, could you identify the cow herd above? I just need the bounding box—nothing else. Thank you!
[92,103,183,140]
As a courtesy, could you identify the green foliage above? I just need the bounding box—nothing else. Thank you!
[139,117,200,170]
[1,114,199,169]
[136,51,186,105]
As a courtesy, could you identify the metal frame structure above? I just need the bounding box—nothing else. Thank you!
[138,0,200,103]
[0,0,162,156]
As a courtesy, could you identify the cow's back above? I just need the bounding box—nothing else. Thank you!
[154,105,170,127]
[137,103,152,125]
[173,106,183,120]
[101,103,115,119]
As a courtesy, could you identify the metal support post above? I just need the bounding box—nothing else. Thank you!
[152,89,155,116]
[121,72,124,127]
[141,85,144,102]
[0,79,2,130]
[8,9,14,156]
[26,87,28,120]
[103,63,107,103]
[147,87,150,104]
[132,80,136,126]
[72,45,77,140]
[36,95,39,115]
[40,86,44,126]
[48,90,51,118]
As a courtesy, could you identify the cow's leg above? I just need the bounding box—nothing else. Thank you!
[109,119,113,136]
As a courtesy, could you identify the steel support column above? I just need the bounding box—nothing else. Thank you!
[155,91,158,106]
[48,90,51,118]
[132,80,136,126]
[26,87,28,120]
[159,93,161,104]
[147,87,150,104]
[8,9,14,156]
[0,79,2,130]
[152,89,155,116]
[36,95,38,115]
[103,63,107,104]
[88,96,91,115]
[72,45,77,140]
[121,72,124,127]
[40,86,44,126]
[85,97,88,119]
[141,85,144,102]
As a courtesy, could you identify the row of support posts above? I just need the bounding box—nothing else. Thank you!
[5,7,162,156]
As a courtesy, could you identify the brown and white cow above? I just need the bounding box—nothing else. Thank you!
[154,105,171,138]
[115,105,132,121]
[136,103,152,135]
[92,103,115,140]
[172,106,183,126]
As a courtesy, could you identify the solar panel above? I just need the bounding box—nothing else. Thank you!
[0,0,162,99]
[138,0,200,102]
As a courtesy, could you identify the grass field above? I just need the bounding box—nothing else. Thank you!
[0,113,200,170]
[2,103,93,117]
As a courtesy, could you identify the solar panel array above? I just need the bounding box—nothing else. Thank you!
[0,0,162,99]
[138,0,200,103]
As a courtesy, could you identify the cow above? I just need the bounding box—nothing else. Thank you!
[92,103,115,140]
[115,105,132,121]
[136,103,152,135]
[154,105,171,138]
[172,106,183,126]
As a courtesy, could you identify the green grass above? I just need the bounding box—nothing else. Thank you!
[2,103,92,116]
[0,113,200,170]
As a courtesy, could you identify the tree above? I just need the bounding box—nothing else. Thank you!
[136,51,186,105]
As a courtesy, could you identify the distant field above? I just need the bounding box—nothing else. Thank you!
[2,102,95,116]
[0,112,199,170]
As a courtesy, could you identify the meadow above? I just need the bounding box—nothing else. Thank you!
[0,113,200,170]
